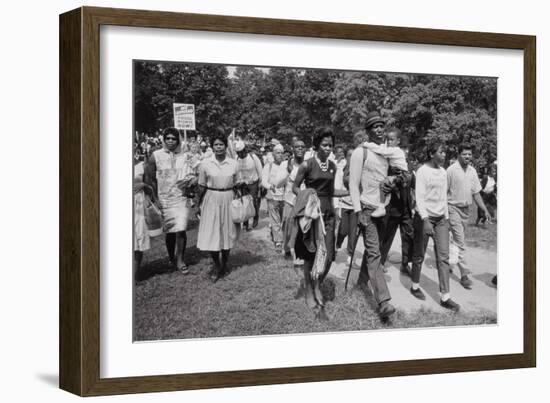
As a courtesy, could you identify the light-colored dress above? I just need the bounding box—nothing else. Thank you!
[133,162,150,252]
[197,157,239,251]
[152,146,192,233]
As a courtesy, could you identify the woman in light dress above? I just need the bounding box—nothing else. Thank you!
[196,132,241,282]
[145,128,192,274]
[133,155,152,280]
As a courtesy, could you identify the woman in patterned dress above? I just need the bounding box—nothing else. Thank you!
[145,128,193,274]
[196,132,241,282]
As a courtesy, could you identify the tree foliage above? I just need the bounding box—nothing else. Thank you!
[134,62,497,168]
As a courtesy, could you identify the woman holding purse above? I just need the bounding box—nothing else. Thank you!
[196,131,241,282]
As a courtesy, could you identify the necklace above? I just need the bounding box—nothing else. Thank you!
[316,155,329,172]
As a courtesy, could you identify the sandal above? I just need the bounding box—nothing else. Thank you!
[178,263,190,275]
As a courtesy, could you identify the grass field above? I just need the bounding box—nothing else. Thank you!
[134,208,497,341]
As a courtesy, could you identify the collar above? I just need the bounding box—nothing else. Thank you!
[211,156,231,167]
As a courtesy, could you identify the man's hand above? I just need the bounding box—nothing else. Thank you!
[423,218,434,236]
[381,178,395,194]
[484,209,492,223]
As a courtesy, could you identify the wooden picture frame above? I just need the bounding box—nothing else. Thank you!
[59,6,536,396]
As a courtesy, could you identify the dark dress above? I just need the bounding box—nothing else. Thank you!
[294,158,336,270]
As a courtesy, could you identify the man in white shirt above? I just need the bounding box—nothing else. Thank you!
[349,111,395,321]
[447,143,491,289]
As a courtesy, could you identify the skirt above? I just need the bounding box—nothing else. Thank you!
[197,189,239,251]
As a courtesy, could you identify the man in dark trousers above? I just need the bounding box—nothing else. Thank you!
[349,111,396,321]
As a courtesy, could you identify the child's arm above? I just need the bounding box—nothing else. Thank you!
[362,141,391,156]
[388,147,408,171]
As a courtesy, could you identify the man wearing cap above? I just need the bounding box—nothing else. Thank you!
[235,140,263,230]
[349,111,395,320]
[447,142,491,289]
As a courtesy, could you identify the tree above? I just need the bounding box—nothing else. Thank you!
[134,61,231,137]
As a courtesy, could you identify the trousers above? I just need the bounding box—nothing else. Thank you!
[411,214,451,294]
[357,205,391,305]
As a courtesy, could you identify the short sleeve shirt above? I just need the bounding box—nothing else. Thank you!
[446,161,482,206]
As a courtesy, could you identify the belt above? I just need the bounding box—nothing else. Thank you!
[205,186,234,192]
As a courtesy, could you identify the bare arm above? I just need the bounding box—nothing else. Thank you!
[473,192,491,222]
[292,162,307,195]
[144,155,158,200]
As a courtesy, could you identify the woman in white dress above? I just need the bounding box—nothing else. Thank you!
[196,132,240,282]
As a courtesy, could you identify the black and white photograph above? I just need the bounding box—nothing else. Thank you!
[132,60,498,341]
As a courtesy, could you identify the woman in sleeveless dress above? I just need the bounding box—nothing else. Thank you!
[145,128,193,274]
[293,127,348,314]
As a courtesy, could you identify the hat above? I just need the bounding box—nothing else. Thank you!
[234,140,246,152]
[273,144,284,153]
[271,138,280,146]
[200,141,207,147]
[364,111,385,129]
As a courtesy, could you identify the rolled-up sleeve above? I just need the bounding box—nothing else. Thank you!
[349,148,364,212]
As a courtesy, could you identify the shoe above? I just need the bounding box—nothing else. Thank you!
[252,217,259,228]
[460,275,473,290]
[294,258,304,266]
[209,267,225,283]
[410,287,426,300]
[440,298,460,312]
[209,271,221,283]
[491,275,497,286]
[378,301,396,319]
[371,205,386,218]
[177,263,190,275]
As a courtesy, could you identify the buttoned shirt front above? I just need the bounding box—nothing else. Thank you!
[447,161,482,207]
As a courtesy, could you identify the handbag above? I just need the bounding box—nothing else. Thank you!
[231,194,256,224]
[144,196,163,237]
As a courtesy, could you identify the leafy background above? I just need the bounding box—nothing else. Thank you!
[134,61,497,168]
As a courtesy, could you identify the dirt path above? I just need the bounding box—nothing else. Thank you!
[245,203,497,315]
[328,231,497,314]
